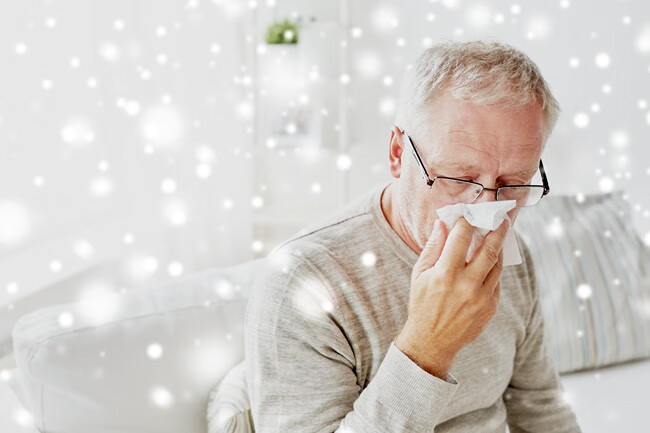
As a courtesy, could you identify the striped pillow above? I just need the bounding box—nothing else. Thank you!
[514,190,650,374]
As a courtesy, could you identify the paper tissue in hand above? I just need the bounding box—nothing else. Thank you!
[435,200,522,266]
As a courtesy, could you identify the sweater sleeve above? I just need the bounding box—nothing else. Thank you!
[504,239,583,432]
[244,252,460,433]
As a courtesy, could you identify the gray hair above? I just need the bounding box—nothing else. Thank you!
[394,40,560,148]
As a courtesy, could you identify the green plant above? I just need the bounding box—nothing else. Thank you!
[265,19,299,44]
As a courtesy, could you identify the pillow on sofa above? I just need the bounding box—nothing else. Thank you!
[206,360,254,433]
[514,190,650,374]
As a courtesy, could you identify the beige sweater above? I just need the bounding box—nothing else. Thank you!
[245,181,582,432]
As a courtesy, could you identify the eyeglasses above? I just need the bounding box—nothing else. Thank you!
[399,127,550,208]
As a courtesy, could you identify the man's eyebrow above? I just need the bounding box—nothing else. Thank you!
[435,160,536,179]
[434,160,481,174]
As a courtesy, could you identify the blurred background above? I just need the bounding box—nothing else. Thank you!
[1,0,650,373]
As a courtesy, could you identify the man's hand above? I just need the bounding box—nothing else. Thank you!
[394,216,510,379]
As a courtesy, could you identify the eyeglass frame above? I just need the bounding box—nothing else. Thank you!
[397,127,551,204]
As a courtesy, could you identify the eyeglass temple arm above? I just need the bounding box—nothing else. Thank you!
[398,127,433,186]
[539,159,550,195]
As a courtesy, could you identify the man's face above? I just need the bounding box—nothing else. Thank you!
[390,89,545,250]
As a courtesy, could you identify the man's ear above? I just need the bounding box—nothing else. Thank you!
[388,125,404,178]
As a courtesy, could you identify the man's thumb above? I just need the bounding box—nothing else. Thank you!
[413,219,446,278]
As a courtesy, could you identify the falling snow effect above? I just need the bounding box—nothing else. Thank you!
[1,1,650,431]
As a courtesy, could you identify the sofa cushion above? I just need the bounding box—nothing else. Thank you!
[514,190,650,373]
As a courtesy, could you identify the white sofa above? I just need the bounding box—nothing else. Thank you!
[2,233,650,432]
[1,258,265,433]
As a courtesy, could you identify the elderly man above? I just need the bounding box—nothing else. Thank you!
[245,40,582,432]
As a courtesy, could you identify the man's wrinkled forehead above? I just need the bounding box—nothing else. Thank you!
[427,129,542,178]
[421,91,546,146]
[445,129,542,147]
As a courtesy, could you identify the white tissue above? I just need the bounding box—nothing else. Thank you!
[435,200,522,266]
